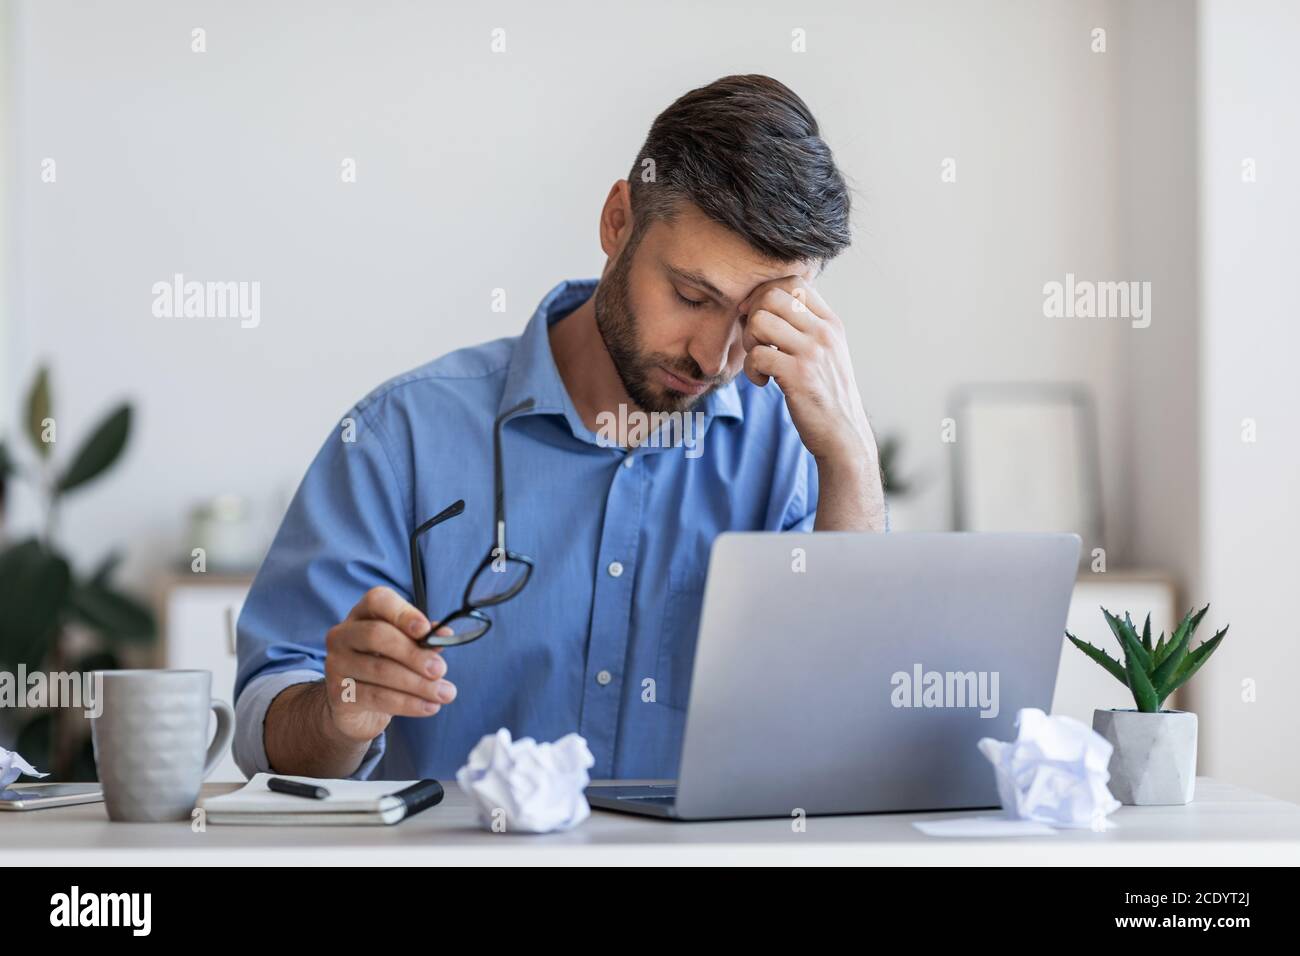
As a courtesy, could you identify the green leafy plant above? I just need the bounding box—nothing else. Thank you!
[1067,606,1229,713]
[0,366,155,778]
[877,433,914,498]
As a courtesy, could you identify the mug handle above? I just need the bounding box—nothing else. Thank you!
[203,699,236,780]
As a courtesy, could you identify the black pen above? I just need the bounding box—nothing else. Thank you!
[267,777,331,800]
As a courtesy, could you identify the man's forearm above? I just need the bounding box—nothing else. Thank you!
[813,452,887,532]
[264,681,374,778]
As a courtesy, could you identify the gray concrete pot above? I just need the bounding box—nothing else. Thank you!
[1092,708,1197,805]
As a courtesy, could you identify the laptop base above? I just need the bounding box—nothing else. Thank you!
[586,784,680,819]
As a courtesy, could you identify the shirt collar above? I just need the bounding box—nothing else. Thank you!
[500,279,744,443]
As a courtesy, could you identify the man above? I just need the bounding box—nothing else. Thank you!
[234,74,885,781]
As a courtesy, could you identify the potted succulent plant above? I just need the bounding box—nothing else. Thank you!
[1067,606,1228,806]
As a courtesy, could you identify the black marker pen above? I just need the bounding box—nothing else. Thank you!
[267,777,331,800]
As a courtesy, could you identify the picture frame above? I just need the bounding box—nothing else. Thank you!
[949,383,1104,556]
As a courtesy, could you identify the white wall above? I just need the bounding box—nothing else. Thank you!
[7,0,1143,588]
[1197,0,1300,801]
[1114,0,1200,592]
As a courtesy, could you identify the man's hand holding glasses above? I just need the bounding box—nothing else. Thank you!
[314,399,535,745]
[320,587,458,743]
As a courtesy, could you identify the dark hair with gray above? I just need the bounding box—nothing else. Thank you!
[627,74,851,265]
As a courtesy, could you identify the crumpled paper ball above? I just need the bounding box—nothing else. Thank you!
[0,745,49,788]
[977,707,1120,829]
[456,728,595,833]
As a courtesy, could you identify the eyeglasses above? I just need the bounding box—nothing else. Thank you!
[409,398,536,647]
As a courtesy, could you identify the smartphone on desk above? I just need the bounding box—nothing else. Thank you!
[0,783,103,810]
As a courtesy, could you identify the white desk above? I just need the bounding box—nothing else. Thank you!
[3,777,1299,865]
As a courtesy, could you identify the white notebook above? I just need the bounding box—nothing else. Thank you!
[199,773,444,826]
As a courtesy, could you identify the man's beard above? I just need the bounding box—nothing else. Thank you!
[593,239,726,415]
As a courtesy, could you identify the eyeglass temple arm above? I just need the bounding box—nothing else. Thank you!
[494,398,534,554]
[409,498,466,614]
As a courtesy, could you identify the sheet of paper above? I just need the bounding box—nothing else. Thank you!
[914,816,1059,838]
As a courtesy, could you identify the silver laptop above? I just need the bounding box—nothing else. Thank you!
[588,531,1080,820]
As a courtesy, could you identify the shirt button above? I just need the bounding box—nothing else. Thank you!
[607,561,624,578]
[623,456,634,469]
[596,670,613,686]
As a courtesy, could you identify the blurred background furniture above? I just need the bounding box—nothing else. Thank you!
[158,573,252,782]
[950,383,1105,563]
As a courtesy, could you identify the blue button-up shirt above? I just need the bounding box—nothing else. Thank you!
[233,279,819,780]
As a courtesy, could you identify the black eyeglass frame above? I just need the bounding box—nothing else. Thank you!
[407,398,536,647]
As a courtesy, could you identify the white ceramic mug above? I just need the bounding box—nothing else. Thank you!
[90,669,234,822]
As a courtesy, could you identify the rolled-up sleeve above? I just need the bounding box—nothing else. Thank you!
[234,399,412,780]
[231,669,387,780]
